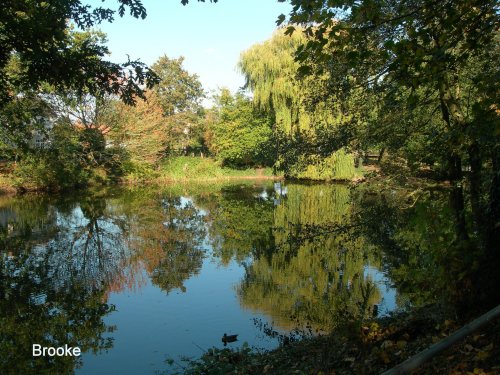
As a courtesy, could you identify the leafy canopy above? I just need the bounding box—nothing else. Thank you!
[152,55,204,116]
[208,89,274,168]
[0,0,218,107]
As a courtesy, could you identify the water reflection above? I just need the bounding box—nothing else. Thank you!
[147,197,206,293]
[236,185,381,331]
[0,196,117,374]
[0,183,406,373]
[356,188,455,307]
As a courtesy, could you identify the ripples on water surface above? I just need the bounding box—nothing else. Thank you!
[0,182,399,374]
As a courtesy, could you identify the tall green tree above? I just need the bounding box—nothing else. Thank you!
[0,0,219,108]
[239,30,307,133]
[152,55,204,116]
[282,0,499,306]
[150,55,207,156]
[0,0,160,107]
[107,90,168,165]
[207,89,274,167]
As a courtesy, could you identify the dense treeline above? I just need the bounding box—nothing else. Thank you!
[278,0,499,309]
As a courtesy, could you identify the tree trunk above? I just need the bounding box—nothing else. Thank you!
[378,147,385,163]
[481,146,500,305]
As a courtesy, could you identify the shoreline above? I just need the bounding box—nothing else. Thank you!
[0,172,369,196]
[177,305,500,374]
[0,173,284,196]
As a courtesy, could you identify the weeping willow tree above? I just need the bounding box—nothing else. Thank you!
[239,29,357,180]
[239,30,307,133]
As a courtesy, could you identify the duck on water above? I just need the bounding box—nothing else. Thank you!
[222,333,238,346]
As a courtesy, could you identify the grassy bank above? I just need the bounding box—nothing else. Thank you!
[124,156,279,184]
[0,162,16,194]
[1,156,369,193]
[0,174,16,194]
[160,156,275,180]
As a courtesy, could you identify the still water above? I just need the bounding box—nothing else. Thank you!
[0,182,399,374]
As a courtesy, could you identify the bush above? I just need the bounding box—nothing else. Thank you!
[208,90,275,168]
[14,152,89,190]
[121,160,158,183]
[13,122,120,190]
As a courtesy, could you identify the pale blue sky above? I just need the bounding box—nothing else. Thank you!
[91,0,291,97]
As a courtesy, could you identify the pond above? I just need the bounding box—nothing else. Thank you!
[0,181,405,374]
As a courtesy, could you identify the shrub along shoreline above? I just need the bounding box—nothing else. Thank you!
[0,155,367,195]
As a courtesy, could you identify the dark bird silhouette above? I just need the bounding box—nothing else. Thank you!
[222,333,238,346]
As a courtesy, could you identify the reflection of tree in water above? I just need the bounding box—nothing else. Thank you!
[149,197,206,293]
[0,188,209,373]
[356,189,455,307]
[236,184,382,331]
[0,253,115,374]
[0,195,58,253]
[0,193,145,294]
[35,195,140,293]
[0,195,120,374]
[120,191,207,294]
[199,185,276,265]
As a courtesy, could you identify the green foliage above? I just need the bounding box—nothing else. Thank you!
[0,93,53,155]
[159,156,272,180]
[12,121,126,190]
[121,160,159,183]
[287,149,356,181]
[208,89,274,167]
[105,55,207,164]
[152,55,204,116]
[13,123,89,190]
[280,0,500,306]
[0,1,159,108]
[239,29,363,179]
[106,91,169,165]
[0,173,15,194]
[239,30,307,133]
[355,187,458,307]
[165,110,208,156]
